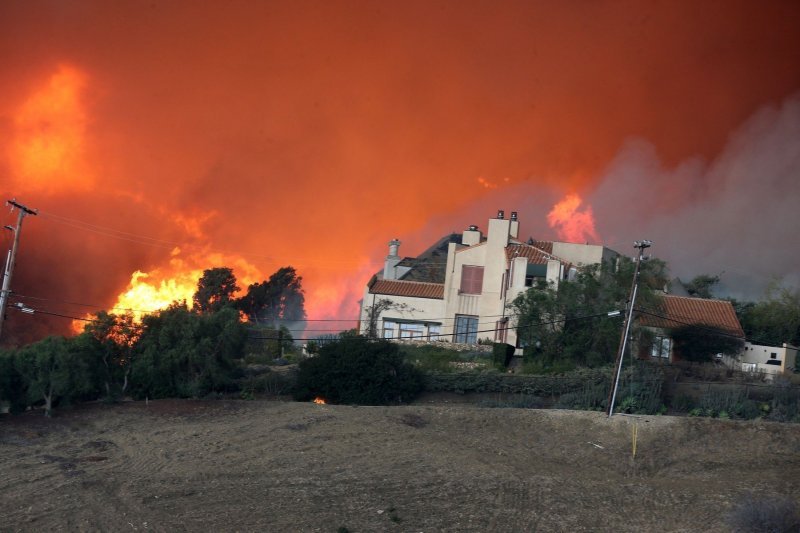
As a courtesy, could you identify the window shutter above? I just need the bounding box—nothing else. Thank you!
[460,266,484,294]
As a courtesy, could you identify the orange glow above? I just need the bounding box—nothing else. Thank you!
[3,2,800,346]
[8,65,92,192]
[313,397,327,405]
[547,194,600,244]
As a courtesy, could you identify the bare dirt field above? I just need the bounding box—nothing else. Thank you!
[1,399,798,532]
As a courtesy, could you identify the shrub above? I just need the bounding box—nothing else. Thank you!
[672,395,695,413]
[555,380,608,411]
[294,336,423,405]
[492,343,515,370]
[700,388,746,418]
[0,350,27,414]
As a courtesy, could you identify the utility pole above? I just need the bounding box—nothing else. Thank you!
[606,239,651,417]
[0,199,38,341]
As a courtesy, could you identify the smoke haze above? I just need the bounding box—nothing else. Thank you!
[1,1,799,343]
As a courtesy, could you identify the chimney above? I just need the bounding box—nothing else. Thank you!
[462,225,482,246]
[384,239,401,279]
[509,211,519,239]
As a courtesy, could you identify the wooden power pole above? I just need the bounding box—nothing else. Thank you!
[0,199,38,341]
[606,239,651,417]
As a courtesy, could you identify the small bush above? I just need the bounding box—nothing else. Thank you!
[294,337,423,405]
[556,380,608,411]
[240,371,295,397]
[727,493,800,532]
[522,359,577,375]
[672,395,695,413]
[734,400,762,420]
[492,343,515,370]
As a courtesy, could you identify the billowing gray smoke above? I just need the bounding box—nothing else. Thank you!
[589,93,800,300]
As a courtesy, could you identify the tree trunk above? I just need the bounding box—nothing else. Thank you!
[44,384,53,417]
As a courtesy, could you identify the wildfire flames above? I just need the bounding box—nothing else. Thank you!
[313,397,327,405]
[547,194,600,244]
[70,247,266,332]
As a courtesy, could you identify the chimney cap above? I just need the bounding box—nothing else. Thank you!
[497,209,505,219]
[510,211,518,221]
[467,224,479,231]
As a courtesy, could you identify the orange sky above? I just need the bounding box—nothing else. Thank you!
[2,1,800,344]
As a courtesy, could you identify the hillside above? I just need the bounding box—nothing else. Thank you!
[1,399,798,531]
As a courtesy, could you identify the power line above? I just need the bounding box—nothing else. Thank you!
[249,309,623,341]
[39,209,383,267]
[10,292,515,323]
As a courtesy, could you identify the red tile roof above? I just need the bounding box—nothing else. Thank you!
[505,243,563,266]
[369,279,444,299]
[638,295,744,337]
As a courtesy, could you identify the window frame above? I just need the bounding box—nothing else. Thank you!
[454,315,479,344]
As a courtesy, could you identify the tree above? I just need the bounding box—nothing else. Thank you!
[238,266,306,324]
[14,336,91,416]
[685,274,721,299]
[294,336,423,405]
[194,267,239,314]
[362,298,418,339]
[736,283,800,347]
[131,304,247,399]
[670,324,744,364]
[80,311,141,399]
[0,349,27,414]
[512,257,665,369]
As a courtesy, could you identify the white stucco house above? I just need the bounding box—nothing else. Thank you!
[738,342,798,380]
[359,210,620,347]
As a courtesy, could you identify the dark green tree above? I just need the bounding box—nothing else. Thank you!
[193,267,239,314]
[512,257,665,370]
[670,324,744,363]
[736,283,800,347]
[0,349,27,414]
[238,266,306,324]
[131,304,246,399]
[294,336,423,405]
[79,311,140,399]
[685,274,721,299]
[14,336,92,416]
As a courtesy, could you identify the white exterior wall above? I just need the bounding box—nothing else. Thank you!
[739,342,798,379]
[441,217,518,345]
[551,242,615,267]
[359,286,445,339]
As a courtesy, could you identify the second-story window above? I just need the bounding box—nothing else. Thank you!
[460,265,484,294]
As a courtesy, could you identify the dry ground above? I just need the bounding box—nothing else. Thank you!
[1,399,798,532]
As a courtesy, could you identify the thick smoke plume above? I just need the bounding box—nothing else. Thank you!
[588,95,800,300]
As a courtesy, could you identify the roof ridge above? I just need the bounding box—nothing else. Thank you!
[508,242,570,265]
[377,279,444,287]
